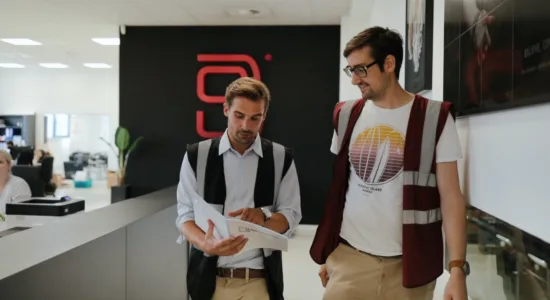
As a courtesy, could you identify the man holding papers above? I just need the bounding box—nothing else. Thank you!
[176,77,302,300]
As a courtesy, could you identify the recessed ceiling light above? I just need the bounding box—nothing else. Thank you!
[227,8,269,18]
[1,39,41,46]
[0,63,25,68]
[92,38,120,46]
[39,63,68,69]
[237,9,260,16]
[84,63,112,69]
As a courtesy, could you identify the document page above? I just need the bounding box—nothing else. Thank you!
[193,196,230,240]
[227,219,288,253]
[193,196,289,253]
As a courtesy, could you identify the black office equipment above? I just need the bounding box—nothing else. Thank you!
[6,197,85,216]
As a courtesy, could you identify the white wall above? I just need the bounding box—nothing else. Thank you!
[339,0,406,101]
[341,0,550,244]
[430,3,550,244]
[0,68,119,173]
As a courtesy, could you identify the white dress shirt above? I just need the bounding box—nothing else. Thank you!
[176,131,302,269]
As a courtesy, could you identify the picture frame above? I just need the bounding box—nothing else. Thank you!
[404,0,434,94]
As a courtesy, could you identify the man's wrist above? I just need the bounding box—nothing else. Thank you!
[259,207,272,226]
[260,207,272,219]
[449,259,470,277]
[196,239,205,251]
[450,266,467,280]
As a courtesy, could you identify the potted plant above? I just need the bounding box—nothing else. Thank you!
[100,126,144,203]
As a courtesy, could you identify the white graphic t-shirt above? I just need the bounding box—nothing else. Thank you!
[330,99,462,256]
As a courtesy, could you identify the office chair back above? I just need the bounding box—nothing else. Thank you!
[40,157,54,182]
[16,148,34,165]
[11,166,45,197]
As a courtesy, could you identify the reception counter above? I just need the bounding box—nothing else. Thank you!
[0,214,58,237]
[0,186,189,300]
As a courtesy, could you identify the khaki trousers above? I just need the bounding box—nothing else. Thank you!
[212,277,269,300]
[323,243,436,300]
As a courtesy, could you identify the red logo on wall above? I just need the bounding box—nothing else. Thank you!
[196,54,261,138]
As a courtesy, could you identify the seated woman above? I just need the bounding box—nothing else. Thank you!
[33,149,52,166]
[0,149,32,212]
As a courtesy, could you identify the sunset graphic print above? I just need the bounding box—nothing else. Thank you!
[350,125,405,185]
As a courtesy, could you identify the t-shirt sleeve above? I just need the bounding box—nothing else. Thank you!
[436,113,463,163]
[330,130,338,154]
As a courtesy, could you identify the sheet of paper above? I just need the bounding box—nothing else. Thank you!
[193,196,289,254]
[227,219,288,252]
[193,196,230,240]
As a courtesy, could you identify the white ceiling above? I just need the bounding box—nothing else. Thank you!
[0,0,351,70]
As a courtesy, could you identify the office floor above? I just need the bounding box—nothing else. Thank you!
[464,244,512,300]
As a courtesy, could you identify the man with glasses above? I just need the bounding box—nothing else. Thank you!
[310,26,469,300]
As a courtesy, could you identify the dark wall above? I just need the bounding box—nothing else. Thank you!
[120,26,340,224]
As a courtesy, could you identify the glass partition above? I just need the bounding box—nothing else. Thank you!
[465,206,549,300]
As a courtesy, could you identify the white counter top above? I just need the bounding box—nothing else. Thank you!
[0,214,58,232]
[0,186,177,281]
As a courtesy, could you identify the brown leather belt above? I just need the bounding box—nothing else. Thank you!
[340,238,402,259]
[217,268,264,279]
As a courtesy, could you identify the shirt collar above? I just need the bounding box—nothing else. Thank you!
[219,130,263,157]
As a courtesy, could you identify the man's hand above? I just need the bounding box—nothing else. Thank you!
[444,268,468,300]
[202,219,248,256]
[319,264,329,287]
[228,208,265,226]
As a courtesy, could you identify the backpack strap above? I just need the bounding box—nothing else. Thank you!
[333,99,361,154]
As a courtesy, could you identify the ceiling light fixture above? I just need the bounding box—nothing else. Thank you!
[91,38,120,46]
[1,39,41,46]
[227,8,268,18]
[84,63,112,69]
[39,63,69,69]
[237,9,261,16]
[0,63,25,68]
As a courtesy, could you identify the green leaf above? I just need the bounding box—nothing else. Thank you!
[115,127,130,151]
[127,136,144,155]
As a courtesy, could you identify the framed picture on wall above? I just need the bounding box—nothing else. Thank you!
[404,0,434,94]
[443,0,550,117]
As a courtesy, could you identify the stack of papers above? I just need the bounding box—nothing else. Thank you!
[193,196,288,256]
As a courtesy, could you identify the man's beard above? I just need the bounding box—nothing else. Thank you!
[235,130,255,144]
[360,85,376,100]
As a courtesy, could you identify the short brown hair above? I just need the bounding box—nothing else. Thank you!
[225,77,271,112]
[343,26,404,79]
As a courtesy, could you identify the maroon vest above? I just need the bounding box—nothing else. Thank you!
[310,94,454,288]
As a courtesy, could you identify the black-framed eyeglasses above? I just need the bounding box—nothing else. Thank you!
[343,61,378,78]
